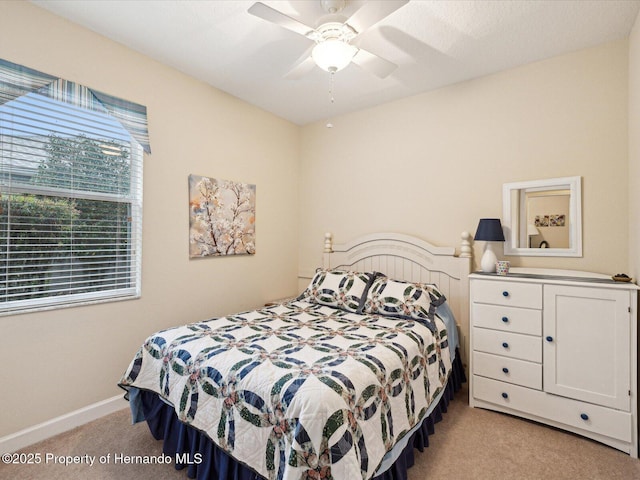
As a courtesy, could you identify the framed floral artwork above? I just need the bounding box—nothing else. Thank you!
[189,175,256,257]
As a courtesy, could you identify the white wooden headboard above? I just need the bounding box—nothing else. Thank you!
[322,231,473,365]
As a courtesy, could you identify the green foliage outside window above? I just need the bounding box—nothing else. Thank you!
[34,134,130,194]
[0,134,132,302]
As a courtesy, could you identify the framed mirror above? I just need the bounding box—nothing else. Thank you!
[503,176,582,257]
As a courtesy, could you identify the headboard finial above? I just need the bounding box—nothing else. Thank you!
[324,232,333,253]
[460,231,472,258]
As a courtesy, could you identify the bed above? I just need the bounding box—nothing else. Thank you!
[119,232,472,480]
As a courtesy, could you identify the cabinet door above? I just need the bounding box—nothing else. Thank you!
[543,285,630,411]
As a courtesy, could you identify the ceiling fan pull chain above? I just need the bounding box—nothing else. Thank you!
[326,71,335,128]
[330,70,335,104]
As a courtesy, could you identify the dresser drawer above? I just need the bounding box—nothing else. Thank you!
[471,279,542,309]
[472,303,542,335]
[473,376,632,443]
[473,327,541,362]
[473,351,542,389]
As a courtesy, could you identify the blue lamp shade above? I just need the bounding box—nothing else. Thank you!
[474,218,505,273]
[474,218,505,242]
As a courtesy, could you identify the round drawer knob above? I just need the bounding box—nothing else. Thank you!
[580,413,589,421]
[546,336,554,342]
[502,291,509,297]
[502,342,509,348]
[502,367,509,374]
[501,392,509,399]
[501,316,509,323]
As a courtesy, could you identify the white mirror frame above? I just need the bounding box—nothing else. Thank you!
[503,176,582,257]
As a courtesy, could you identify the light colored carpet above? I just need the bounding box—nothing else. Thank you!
[2,386,639,480]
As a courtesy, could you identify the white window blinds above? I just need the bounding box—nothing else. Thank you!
[0,60,148,314]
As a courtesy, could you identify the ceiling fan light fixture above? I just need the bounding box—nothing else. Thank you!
[312,39,358,73]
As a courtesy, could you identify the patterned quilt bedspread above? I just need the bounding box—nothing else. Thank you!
[119,299,453,480]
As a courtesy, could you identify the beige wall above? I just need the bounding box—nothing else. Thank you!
[299,40,629,357]
[0,1,299,437]
[630,11,640,281]
[299,40,629,275]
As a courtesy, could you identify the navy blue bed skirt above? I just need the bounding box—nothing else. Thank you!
[140,349,466,480]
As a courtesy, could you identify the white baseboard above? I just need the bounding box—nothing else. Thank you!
[0,394,128,454]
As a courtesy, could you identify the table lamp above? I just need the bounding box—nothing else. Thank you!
[474,218,505,272]
[527,224,540,248]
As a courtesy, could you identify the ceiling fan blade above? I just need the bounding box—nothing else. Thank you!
[285,47,316,79]
[346,0,409,35]
[352,49,397,78]
[248,2,315,38]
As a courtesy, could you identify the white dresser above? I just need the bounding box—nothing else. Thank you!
[469,269,638,457]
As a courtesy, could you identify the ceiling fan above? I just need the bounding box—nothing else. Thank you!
[248,0,409,79]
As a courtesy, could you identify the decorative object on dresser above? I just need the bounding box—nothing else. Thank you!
[496,260,510,276]
[473,218,505,273]
[469,269,638,457]
[613,273,633,282]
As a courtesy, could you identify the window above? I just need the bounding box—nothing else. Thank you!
[0,60,149,314]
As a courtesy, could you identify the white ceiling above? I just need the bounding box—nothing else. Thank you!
[31,0,640,125]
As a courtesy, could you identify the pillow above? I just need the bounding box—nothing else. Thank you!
[297,269,375,313]
[363,276,447,321]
